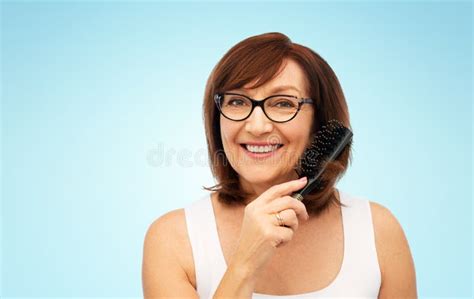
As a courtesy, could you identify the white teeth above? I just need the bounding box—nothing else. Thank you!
[245,144,280,153]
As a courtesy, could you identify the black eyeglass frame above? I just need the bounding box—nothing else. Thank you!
[214,92,314,123]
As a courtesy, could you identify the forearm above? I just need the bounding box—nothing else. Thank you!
[212,262,257,299]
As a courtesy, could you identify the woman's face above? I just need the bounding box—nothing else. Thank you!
[220,59,315,195]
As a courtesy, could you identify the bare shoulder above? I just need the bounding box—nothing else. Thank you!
[146,208,187,240]
[142,208,197,297]
[369,201,418,298]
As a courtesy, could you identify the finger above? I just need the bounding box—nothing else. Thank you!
[273,226,294,248]
[263,177,307,203]
[268,195,309,221]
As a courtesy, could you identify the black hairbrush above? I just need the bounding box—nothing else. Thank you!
[291,119,353,201]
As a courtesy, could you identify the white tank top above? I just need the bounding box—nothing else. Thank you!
[184,190,381,298]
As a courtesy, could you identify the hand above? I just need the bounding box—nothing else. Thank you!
[229,177,309,278]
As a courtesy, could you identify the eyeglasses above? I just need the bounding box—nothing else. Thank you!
[214,92,314,123]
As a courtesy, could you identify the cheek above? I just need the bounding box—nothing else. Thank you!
[288,134,309,160]
[286,120,312,143]
[296,112,314,144]
[284,121,313,158]
[220,119,239,152]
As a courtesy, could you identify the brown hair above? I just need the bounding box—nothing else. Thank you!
[203,32,352,217]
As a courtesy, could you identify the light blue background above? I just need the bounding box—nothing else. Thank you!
[1,0,472,298]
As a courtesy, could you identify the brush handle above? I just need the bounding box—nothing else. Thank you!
[291,130,353,201]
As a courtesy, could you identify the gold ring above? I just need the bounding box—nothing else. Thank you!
[274,212,284,226]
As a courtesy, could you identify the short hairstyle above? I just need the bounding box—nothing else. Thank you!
[203,32,352,217]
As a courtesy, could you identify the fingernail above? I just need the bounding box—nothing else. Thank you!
[299,177,307,182]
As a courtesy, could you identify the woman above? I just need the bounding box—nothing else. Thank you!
[142,32,417,298]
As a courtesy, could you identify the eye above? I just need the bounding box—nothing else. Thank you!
[271,98,298,108]
[224,96,249,107]
[229,98,245,106]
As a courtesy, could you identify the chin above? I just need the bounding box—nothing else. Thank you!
[238,170,274,184]
[238,167,292,185]
[250,176,274,185]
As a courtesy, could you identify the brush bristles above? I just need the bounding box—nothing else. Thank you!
[296,119,352,179]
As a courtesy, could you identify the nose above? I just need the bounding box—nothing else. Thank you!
[244,106,273,136]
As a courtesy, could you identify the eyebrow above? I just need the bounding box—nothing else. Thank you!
[233,85,302,95]
[270,85,301,94]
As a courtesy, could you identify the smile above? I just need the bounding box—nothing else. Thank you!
[240,143,284,159]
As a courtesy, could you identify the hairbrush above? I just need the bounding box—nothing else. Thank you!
[291,119,353,201]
